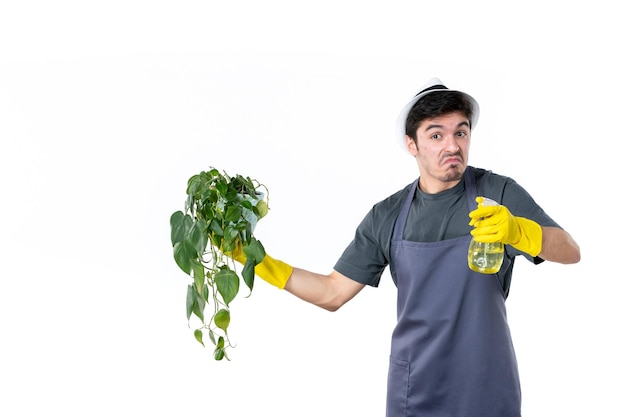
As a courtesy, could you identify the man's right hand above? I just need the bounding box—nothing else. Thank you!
[229,243,293,290]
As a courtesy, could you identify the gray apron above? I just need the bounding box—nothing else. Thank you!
[387,167,521,417]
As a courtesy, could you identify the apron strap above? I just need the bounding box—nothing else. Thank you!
[392,179,418,242]
[464,166,478,211]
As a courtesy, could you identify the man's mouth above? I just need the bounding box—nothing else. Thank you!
[442,155,462,165]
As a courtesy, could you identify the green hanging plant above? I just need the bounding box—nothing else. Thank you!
[169,167,269,360]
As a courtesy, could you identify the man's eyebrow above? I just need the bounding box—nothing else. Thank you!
[424,121,470,131]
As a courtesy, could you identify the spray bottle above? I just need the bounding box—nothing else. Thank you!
[468,197,504,274]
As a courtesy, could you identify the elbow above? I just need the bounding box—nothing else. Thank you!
[319,299,346,312]
[319,282,362,312]
[565,239,582,264]
[569,247,581,264]
[319,288,357,312]
[558,245,581,264]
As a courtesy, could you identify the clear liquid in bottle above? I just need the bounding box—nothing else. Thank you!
[468,240,504,274]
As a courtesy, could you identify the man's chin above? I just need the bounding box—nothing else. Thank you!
[442,165,465,182]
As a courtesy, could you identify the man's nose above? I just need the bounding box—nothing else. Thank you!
[443,135,460,152]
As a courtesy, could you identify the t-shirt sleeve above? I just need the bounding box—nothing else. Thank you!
[334,208,390,287]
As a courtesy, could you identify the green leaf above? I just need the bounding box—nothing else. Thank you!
[242,258,255,293]
[188,219,208,256]
[186,174,202,196]
[215,266,239,306]
[209,218,224,238]
[214,347,225,361]
[220,236,237,254]
[215,181,228,196]
[214,309,230,332]
[185,285,195,321]
[202,284,209,302]
[173,239,197,275]
[224,205,242,222]
[223,224,239,246]
[185,284,206,322]
[243,237,266,266]
[170,211,193,246]
[192,292,205,322]
[194,329,205,347]
[191,260,205,294]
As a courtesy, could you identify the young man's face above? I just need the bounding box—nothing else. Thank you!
[405,111,471,194]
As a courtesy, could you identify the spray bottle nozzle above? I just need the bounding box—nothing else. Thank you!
[476,196,498,208]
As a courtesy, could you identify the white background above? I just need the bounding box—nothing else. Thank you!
[1,1,623,416]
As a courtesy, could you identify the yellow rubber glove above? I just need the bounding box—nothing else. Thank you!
[229,243,293,289]
[468,197,543,257]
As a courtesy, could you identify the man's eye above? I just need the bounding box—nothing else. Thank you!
[456,131,467,137]
[431,134,441,140]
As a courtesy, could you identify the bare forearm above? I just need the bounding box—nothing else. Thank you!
[284,268,365,312]
[538,226,581,264]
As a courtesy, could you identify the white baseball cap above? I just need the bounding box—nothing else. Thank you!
[395,78,480,153]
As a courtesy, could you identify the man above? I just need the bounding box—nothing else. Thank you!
[234,78,581,417]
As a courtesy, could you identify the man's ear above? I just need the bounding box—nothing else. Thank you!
[405,135,418,156]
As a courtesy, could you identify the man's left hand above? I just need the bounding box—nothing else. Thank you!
[469,199,542,257]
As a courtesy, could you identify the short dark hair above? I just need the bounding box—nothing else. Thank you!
[405,91,475,140]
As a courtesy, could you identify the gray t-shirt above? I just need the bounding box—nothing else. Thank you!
[334,166,560,297]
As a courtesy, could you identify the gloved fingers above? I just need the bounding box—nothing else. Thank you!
[474,212,509,229]
[468,205,500,225]
[470,224,507,242]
